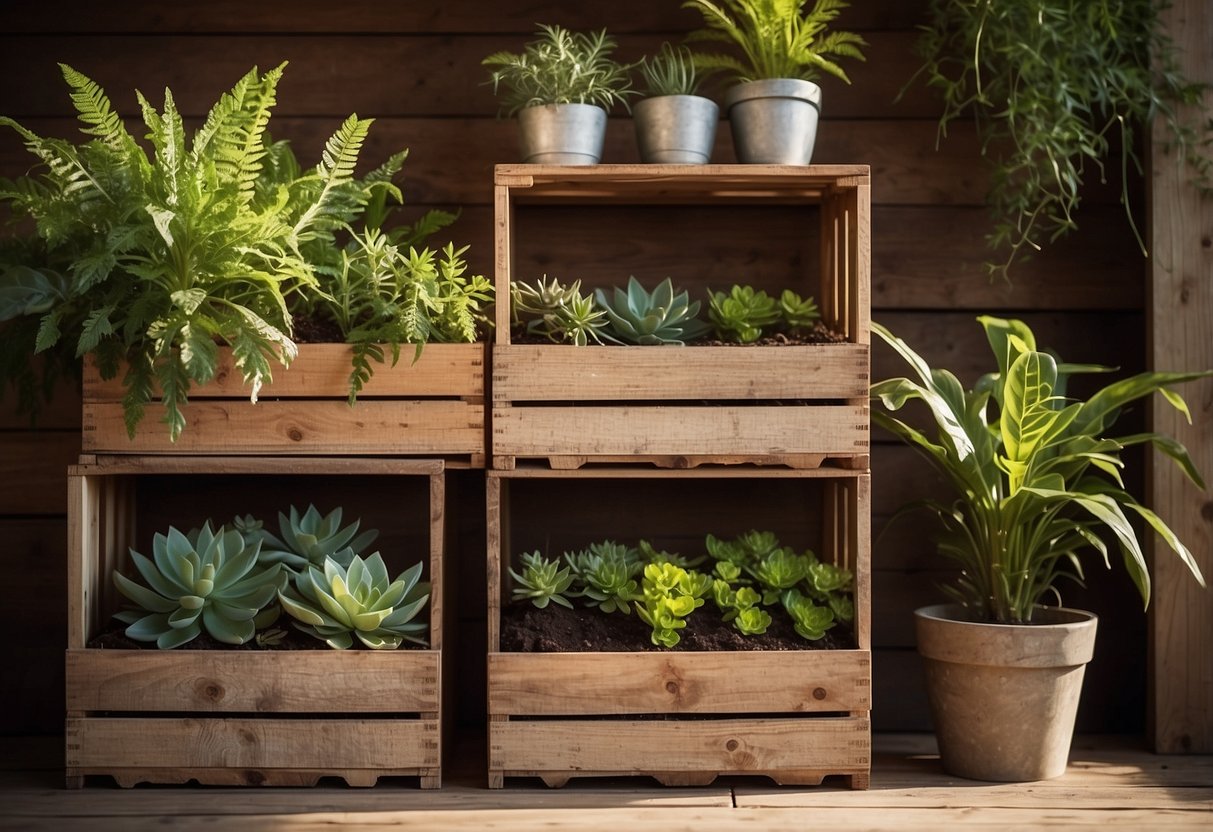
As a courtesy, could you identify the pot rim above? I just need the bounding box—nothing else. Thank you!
[914,603,1098,629]
[915,603,1098,668]
[724,78,822,112]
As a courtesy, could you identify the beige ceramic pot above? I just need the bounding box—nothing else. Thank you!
[915,603,1098,781]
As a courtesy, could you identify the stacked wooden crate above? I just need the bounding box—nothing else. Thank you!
[486,165,873,788]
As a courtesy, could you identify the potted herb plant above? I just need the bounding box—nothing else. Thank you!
[482,24,635,165]
[633,42,719,164]
[682,0,866,164]
[911,0,1213,278]
[0,63,490,458]
[872,315,1208,781]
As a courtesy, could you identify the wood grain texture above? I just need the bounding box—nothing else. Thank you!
[1148,0,1213,755]
[66,649,440,713]
[488,651,871,715]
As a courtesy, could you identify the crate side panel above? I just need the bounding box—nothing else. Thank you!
[489,650,871,715]
[66,649,440,713]
[490,716,870,775]
[83,343,485,400]
[493,405,868,457]
[493,345,869,402]
[67,717,439,770]
[84,400,484,455]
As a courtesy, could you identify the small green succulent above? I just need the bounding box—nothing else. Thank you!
[708,285,780,343]
[580,556,642,615]
[779,289,820,333]
[736,529,781,560]
[734,605,773,636]
[635,561,710,647]
[512,275,614,346]
[259,505,379,572]
[509,550,576,609]
[278,553,429,649]
[749,547,810,604]
[782,588,836,641]
[113,523,286,649]
[595,276,710,345]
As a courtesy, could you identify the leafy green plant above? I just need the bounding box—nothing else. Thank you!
[512,275,613,346]
[779,289,820,334]
[713,582,771,634]
[872,315,1208,623]
[258,504,379,573]
[682,0,867,83]
[748,547,809,604]
[708,284,780,343]
[636,562,710,647]
[638,42,707,97]
[112,522,286,648]
[596,276,710,345]
[509,550,576,609]
[911,0,1213,278]
[781,587,835,639]
[278,553,429,649]
[571,544,643,614]
[483,25,636,116]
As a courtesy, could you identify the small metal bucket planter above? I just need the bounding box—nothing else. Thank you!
[633,94,719,164]
[517,103,607,165]
[724,79,822,165]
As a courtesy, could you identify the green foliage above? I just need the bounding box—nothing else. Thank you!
[258,504,379,573]
[595,276,710,345]
[636,562,709,647]
[781,587,835,640]
[639,539,706,569]
[748,547,809,604]
[912,0,1213,279]
[569,542,643,614]
[512,275,613,346]
[872,316,1209,623]
[112,522,286,648]
[708,285,780,343]
[779,289,820,333]
[509,550,576,609]
[683,0,867,83]
[279,553,429,649]
[638,42,707,97]
[0,63,482,437]
[483,24,636,116]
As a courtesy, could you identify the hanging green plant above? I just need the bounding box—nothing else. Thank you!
[912,0,1212,279]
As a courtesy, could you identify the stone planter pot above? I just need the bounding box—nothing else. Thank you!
[915,604,1099,782]
[517,103,607,165]
[724,79,821,165]
[633,94,719,164]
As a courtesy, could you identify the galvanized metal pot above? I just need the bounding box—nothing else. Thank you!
[724,78,822,165]
[517,103,606,165]
[915,604,1098,782]
[633,94,719,164]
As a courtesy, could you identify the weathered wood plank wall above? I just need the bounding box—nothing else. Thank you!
[0,1,1157,736]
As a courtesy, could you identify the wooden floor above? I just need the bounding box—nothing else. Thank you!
[2,734,1209,831]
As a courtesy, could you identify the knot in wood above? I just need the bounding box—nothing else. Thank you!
[665,681,679,695]
[287,427,304,442]
[242,770,267,786]
[725,739,740,752]
[813,687,828,700]
[194,679,225,703]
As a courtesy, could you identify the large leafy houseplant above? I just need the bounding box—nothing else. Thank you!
[682,0,867,164]
[0,63,485,437]
[912,0,1213,278]
[872,315,1207,624]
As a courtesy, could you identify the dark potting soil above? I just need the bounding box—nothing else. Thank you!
[88,623,427,651]
[499,601,855,653]
[510,321,849,346]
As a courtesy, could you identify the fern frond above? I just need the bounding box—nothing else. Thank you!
[121,352,155,438]
[58,63,134,155]
[76,303,116,357]
[290,114,373,245]
[154,353,190,442]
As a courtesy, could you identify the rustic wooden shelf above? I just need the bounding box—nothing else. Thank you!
[65,455,447,789]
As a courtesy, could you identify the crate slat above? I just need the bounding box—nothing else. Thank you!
[489,650,871,715]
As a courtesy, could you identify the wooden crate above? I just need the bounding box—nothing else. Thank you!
[83,343,486,466]
[492,164,870,470]
[66,456,446,788]
[486,467,872,789]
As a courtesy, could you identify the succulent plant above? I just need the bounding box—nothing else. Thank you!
[781,588,836,641]
[512,275,614,346]
[595,276,710,345]
[509,550,576,609]
[636,562,709,648]
[734,605,773,636]
[579,554,642,614]
[113,523,287,649]
[278,553,430,649]
[259,505,379,572]
[779,289,820,333]
[708,285,780,343]
[749,547,810,604]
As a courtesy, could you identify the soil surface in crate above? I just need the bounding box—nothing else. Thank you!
[511,322,848,346]
[89,624,428,651]
[501,602,855,652]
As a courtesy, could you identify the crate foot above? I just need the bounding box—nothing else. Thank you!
[65,773,84,790]
[419,773,442,790]
[767,770,828,786]
[652,771,718,787]
[846,771,871,790]
[539,774,571,788]
[488,771,504,789]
